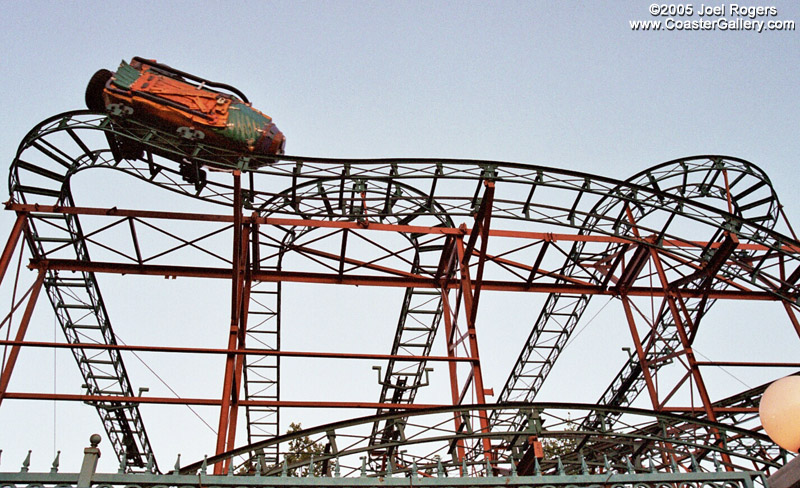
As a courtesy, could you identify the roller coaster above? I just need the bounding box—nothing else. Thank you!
[1,68,800,485]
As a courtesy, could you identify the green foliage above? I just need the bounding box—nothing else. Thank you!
[237,422,326,476]
[283,422,326,477]
[541,419,579,459]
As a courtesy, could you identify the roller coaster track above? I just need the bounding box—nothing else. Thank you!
[488,160,787,459]
[180,403,783,477]
[6,110,800,473]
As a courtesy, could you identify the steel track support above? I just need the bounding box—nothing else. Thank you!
[782,301,800,339]
[648,246,734,469]
[215,172,251,473]
[439,234,467,471]
[620,295,660,410]
[0,214,26,288]
[435,182,495,469]
[0,267,45,406]
[454,234,492,461]
[650,248,718,420]
[225,224,252,455]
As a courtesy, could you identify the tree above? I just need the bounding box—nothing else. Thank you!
[282,422,326,477]
[541,418,579,460]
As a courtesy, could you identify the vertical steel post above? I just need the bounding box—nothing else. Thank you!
[454,237,492,461]
[225,223,252,453]
[440,287,466,469]
[215,171,247,473]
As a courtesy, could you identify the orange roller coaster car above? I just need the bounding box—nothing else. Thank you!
[85,57,286,166]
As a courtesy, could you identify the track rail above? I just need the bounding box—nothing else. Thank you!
[5,110,800,473]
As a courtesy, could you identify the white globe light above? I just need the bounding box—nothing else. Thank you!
[760,376,800,452]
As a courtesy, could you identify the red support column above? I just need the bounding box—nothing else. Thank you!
[215,171,249,473]
[620,295,661,410]
[436,180,496,469]
[224,223,252,454]
[648,247,734,469]
[441,287,466,469]
[0,267,46,406]
[454,237,493,460]
[0,214,26,288]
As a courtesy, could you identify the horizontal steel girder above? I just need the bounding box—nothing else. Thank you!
[28,258,790,300]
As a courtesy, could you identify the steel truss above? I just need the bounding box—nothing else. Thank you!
[1,110,800,476]
[177,403,782,477]
[0,414,769,488]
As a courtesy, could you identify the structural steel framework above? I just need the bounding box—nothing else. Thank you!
[1,110,800,480]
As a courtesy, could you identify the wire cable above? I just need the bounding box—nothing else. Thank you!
[112,332,217,435]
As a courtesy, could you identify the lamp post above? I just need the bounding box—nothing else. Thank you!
[759,375,800,452]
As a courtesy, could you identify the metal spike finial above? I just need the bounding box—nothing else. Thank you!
[557,456,565,476]
[173,454,181,474]
[485,457,492,477]
[625,457,635,474]
[689,453,698,472]
[227,456,235,476]
[360,456,367,477]
[411,460,419,479]
[648,454,656,473]
[510,459,518,477]
[307,454,315,478]
[534,457,542,476]
[334,457,341,478]
[436,455,444,478]
[713,453,722,472]
[118,453,127,474]
[461,458,467,477]
[200,455,208,475]
[50,451,61,473]
[579,454,588,475]
[603,454,611,472]
[146,453,154,473]
[254,455,263,478]
[20,450,31,473]
[281,456,288,477]
[669,455,679,473]
[386,456,393,476]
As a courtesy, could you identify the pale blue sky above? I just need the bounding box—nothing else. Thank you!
[0,0,798,472]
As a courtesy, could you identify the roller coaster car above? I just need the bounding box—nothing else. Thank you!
[85,57,286,175]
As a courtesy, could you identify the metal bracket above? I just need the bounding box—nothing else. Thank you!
[372,365,433,391]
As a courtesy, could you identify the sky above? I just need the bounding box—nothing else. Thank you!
[0,0,799,474]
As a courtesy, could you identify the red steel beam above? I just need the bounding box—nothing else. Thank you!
[454,236,492,460]
[2,392,447,409]
[216,171,247,472]
[663,406,759,413]
[0,268,46,406]
[7,203,794,253]
[224,223,252,458]
[648,247,734,469]
[0,214,25,288]
[467,181,495,326]
[784,301,800,340]
[440,288,467,467]
[30,259,782,300]
[620,295,661,410]
[0,339,477,362]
